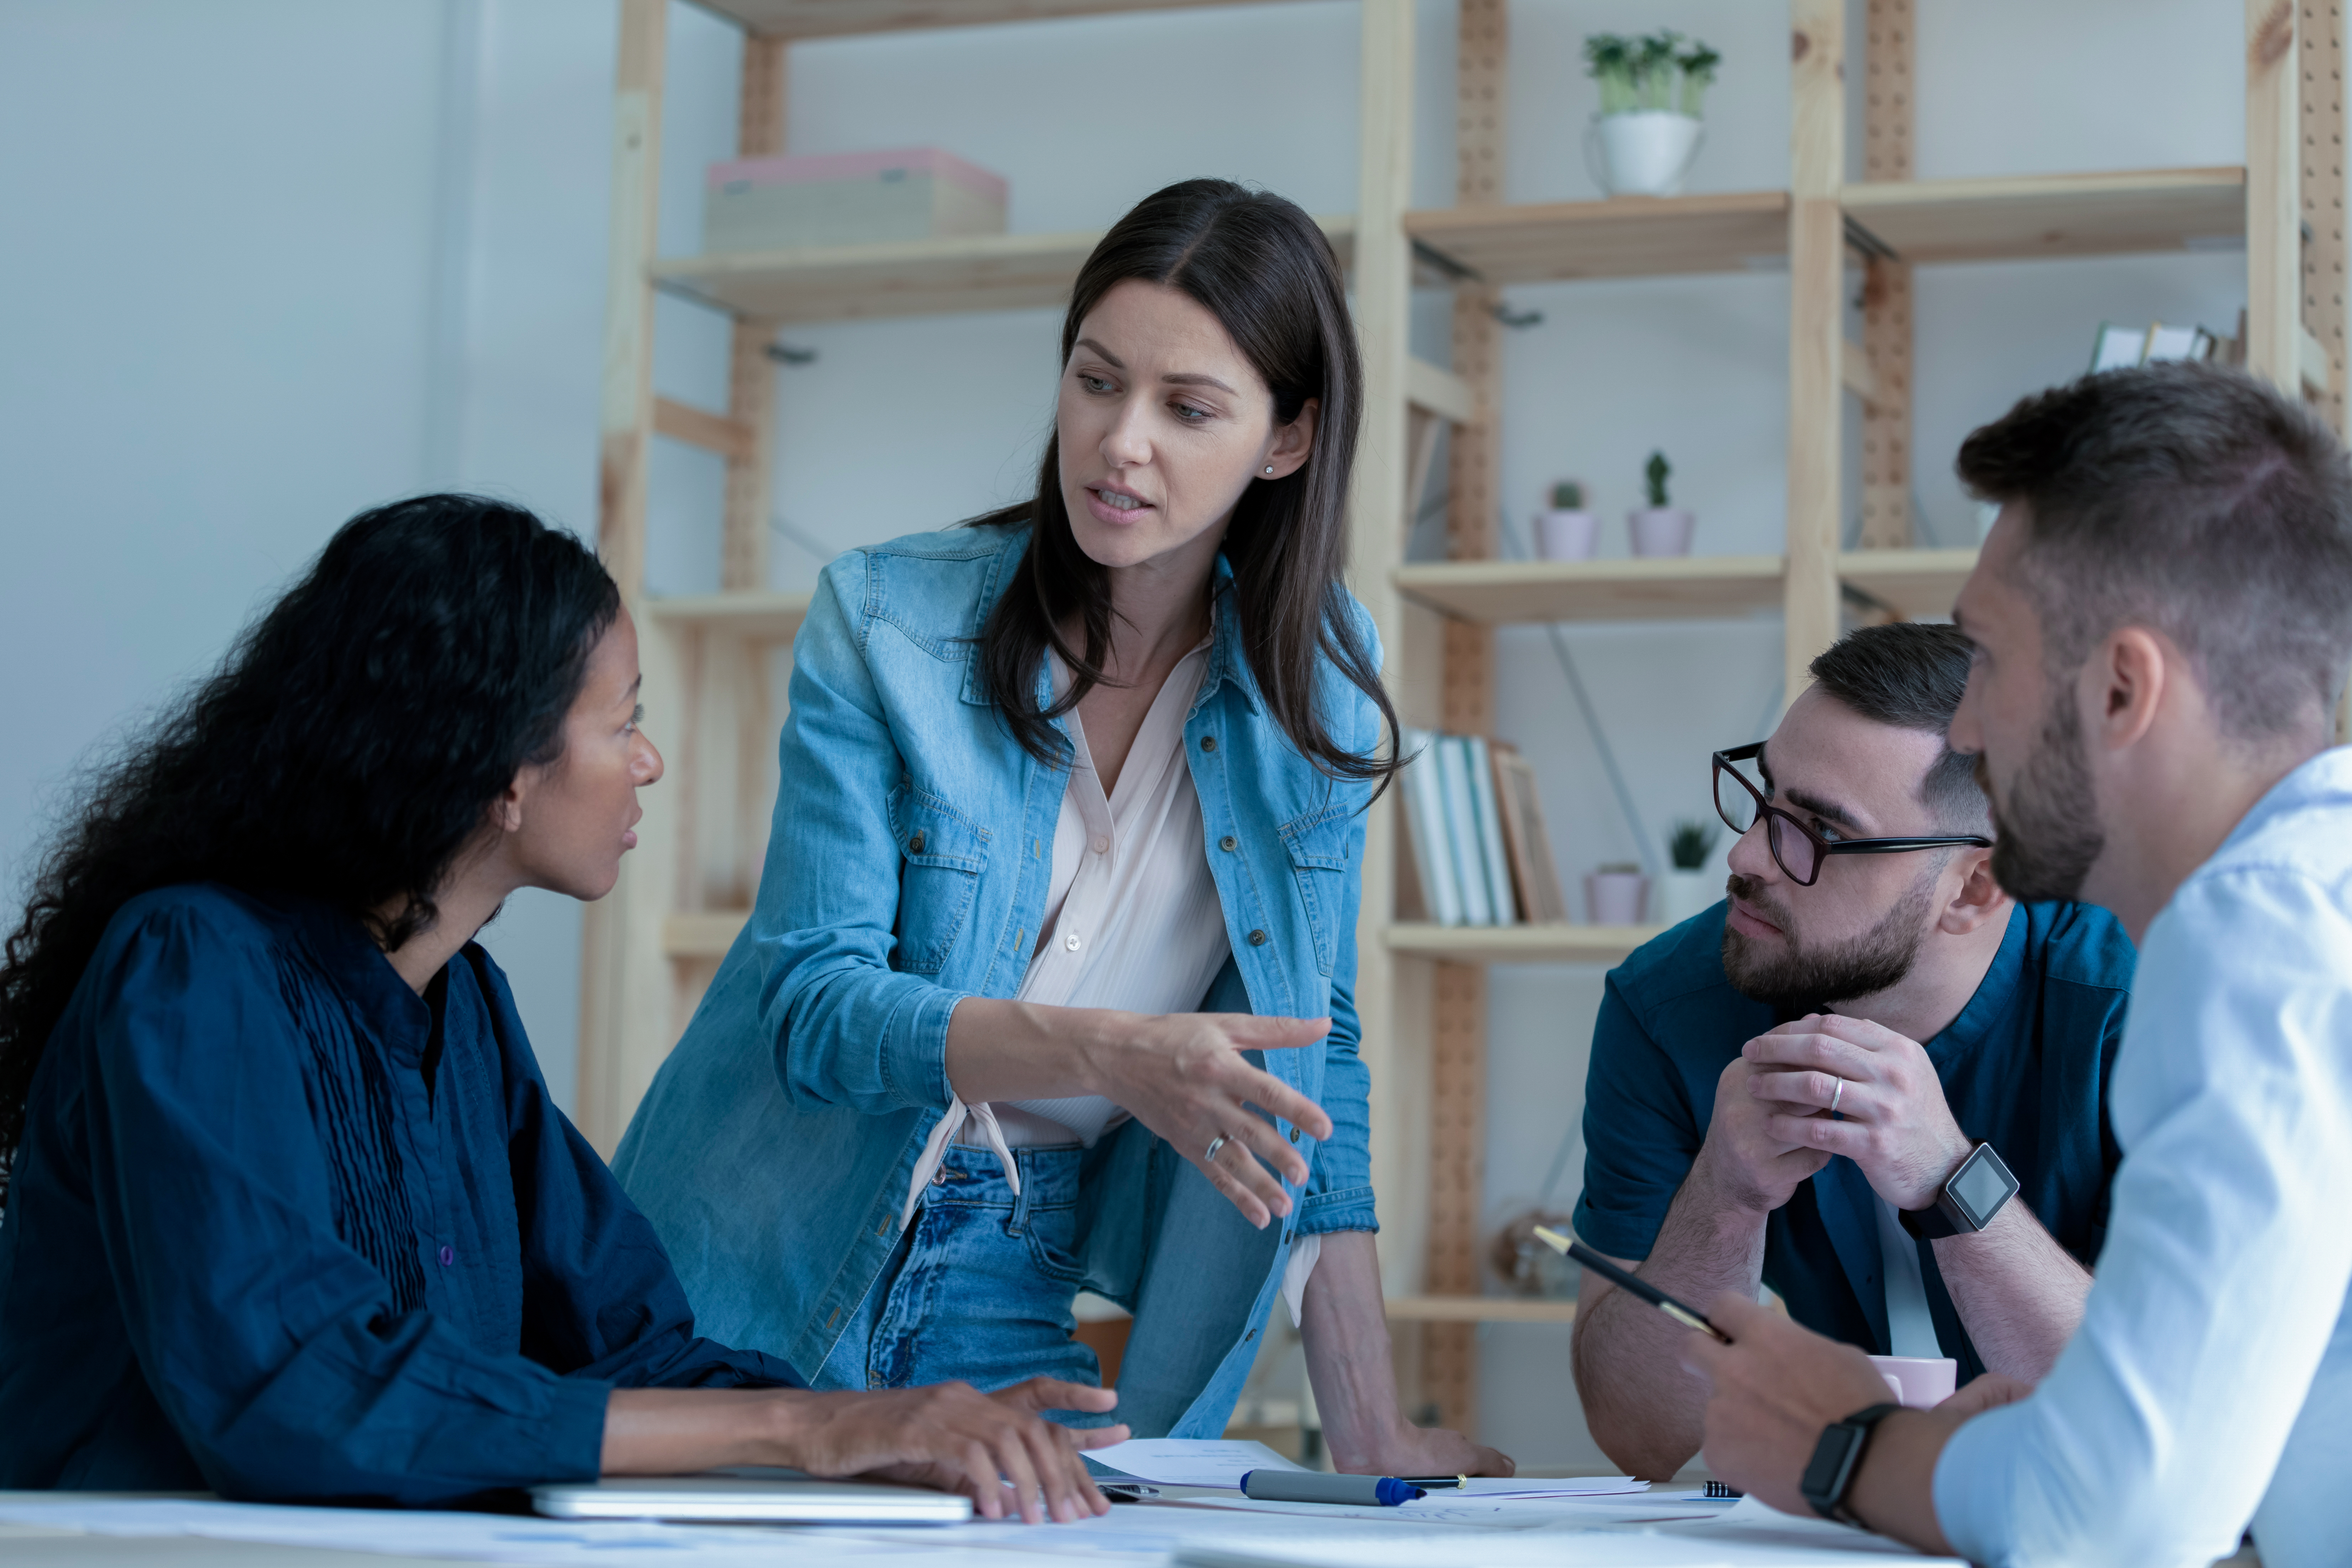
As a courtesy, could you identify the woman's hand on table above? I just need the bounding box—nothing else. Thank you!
[604,1379,1125,1523]
[1083,1012,1336,1228]
[778,1378,1128,1523]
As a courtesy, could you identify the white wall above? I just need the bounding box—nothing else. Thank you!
[0,0,2256,1472]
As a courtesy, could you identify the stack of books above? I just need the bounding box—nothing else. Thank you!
[1398,728,1569,926]
[2088,318,2234,372]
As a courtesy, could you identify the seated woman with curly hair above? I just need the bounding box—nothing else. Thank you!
[0,496,1121,1515]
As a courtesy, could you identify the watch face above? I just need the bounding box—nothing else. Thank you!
[1949,1146,2019,1226]
[1800,1423,1860,1504]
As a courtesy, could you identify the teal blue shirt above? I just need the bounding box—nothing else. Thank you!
[1575,900,2134,1380]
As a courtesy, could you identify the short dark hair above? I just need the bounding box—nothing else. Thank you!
[1956,361,2352,742]
[1809,622,1986,830]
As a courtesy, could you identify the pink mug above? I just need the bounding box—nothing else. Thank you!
[1868,1354,1957,1408]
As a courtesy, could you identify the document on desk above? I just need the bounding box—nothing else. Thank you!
[1084,1437,1307,1487]
[0,1498,934,1566]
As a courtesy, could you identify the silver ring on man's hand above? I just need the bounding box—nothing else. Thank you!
[1203,1134,1230,1162]
[1828,1078,1846,1119]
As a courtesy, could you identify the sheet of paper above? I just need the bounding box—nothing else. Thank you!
[1083,1438,1305,1487]
[0,1498,928,1567]
[1668,1492,1966,1560]
[1442,1476,1649,1497]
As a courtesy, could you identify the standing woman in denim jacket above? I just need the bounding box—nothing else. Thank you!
[617,181,1511,1478]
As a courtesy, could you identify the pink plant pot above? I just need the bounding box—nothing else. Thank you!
[1585,871,1650,925]
[1535,509,1599,561]
[1629,507,1695,558]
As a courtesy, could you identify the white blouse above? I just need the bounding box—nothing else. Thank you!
[899,638,1322,1321]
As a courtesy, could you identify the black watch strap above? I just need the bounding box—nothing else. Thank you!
[1799,1402,1903,1525]
[1899,1141,2019,1240]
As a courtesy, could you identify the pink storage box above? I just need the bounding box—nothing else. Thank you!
[702,147,1009,254]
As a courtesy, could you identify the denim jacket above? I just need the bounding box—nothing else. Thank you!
[614,522,1380,1439]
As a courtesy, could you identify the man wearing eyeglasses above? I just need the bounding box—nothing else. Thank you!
[1569,621,2135,1482]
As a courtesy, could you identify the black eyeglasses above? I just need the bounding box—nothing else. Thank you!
[1711,742,1990,888]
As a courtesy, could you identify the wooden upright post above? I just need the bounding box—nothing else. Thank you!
[2250,0,2304,390]
[581,0,672,1151]
[724,35,788,594]
[1418,0,1509,1442]
[1856,0,1915,551]
[2302,0,2348,437]
[1785,0,1847,699]
[1348,0,1415,1319]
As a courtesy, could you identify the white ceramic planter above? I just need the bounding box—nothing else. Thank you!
[1585,870,1650,925]
[1535,508,1599,561]
[1630,507,1695,557]
[1585,111,1706,198]
[1657,867,1719,926]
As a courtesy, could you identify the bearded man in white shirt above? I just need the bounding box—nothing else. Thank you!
[1683,360,2352,1568]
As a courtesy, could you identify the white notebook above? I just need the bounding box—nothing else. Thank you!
[532,1469,971,1523]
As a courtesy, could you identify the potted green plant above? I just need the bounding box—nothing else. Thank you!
[1535,479,1597,561]
[1630,450,1695,557]
[1658,819,1721,925]
[1583,30,1720,198]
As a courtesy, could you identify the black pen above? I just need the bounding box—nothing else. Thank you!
[1397,1475,1467,1488]
[1533,1225,1733,1343]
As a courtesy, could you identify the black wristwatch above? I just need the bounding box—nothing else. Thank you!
[1898,1140,2020,1240]
[1799,1401,1903,1525]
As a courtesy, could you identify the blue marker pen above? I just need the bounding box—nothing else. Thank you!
[1239,1471,1425,1507]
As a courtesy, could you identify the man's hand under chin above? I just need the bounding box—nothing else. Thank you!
[1680,1295,1967,1555]
[1743,1015,1974,1210]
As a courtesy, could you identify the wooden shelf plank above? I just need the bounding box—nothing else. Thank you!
[654,396,754,461]
[644,591,811,641]
[1405,190,1790,284]
[1836,547,1977,621]
[664,911,748,960]
[655,217,1354,325]
[1406,356,1476,424]
[1389,922,1665,966]
[1842,167,2245,264]
[1394,556,1784,625]
[701,0,1285,39]
[1385,1295,1577,1324]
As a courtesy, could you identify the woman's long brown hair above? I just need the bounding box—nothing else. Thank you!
[966,178,1399,794]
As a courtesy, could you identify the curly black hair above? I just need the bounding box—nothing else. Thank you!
[0,494,620,1202]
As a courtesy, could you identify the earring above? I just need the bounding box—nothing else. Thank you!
[1264,465,1275,475]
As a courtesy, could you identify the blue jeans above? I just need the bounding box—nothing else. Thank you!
[817,1143,1115,1423]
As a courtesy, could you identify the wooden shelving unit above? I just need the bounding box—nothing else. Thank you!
[655,218,1354,324]
[1841,166,2246,264]
[585,0,2349,1447]
[1388,924,1664,968]
[1835,548,1978,622]
[1385,1296,1576,1326]
[1406,190,1789,283]
[1394,556,1786,625]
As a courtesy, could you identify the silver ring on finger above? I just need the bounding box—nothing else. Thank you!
[1828,1077,1845,1120]
[1203,1133,1230,1162]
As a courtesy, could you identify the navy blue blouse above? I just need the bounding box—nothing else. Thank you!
[0,885,791,1504]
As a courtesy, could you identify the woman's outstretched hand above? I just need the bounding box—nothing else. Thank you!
[1086,1012,1337,1228]
[944,1001,1337,1228]
[603,1379,1127,1524]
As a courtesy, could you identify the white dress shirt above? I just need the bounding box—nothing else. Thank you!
[1933,747,2352,1568]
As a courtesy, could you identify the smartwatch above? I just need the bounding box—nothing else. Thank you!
[1799,1401,1903,1525]
[1899,1140,2020,1240]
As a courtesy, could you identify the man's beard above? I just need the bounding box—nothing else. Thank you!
[1720,868,1939,1012]
[1979,684,2105,903]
